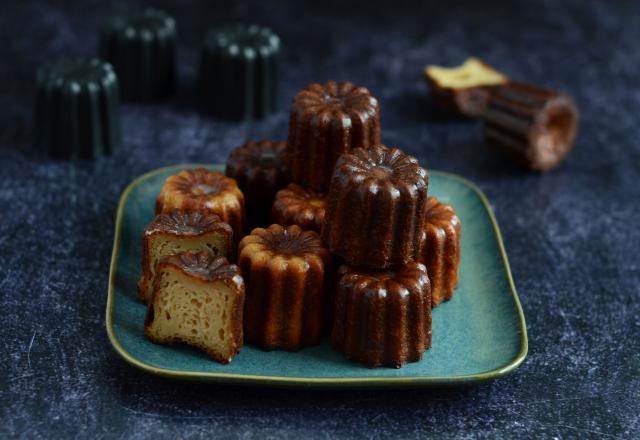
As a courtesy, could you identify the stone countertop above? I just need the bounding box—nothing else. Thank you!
[1,0,639,438]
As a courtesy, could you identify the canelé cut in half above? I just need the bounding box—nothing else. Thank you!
[321,144,429,268]
[424,57,508,117]
[332,262,432,368]
[226,140,288,228]
[144,252,245,364]
[271,183,327,232]
[138,210,233,303]
[238,224,330,351]
[416,197,462,307]
[155,168,245,238]
[285,80,380,190]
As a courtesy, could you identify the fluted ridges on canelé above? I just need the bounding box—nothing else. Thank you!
[239,225,330,351]
[271,183,327,232]
[35,59,121,159]
[482,81,579,172]
[321,144,428,268]
[155,168,245,240]
[332,262,432,368]
[285,80,381,190]
[199,24,280,120]
[417,197,461,307]
[100,8,176,101]
[226,140,288,228]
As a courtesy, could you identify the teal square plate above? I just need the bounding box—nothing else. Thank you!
[107,164,527,388]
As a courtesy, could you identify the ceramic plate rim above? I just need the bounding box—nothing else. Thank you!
[106,163,528,388]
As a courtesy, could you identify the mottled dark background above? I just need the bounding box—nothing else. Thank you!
[1,0,639,438]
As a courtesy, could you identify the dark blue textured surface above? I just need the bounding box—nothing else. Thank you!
[1,1,639,438]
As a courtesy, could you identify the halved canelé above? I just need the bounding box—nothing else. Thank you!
[144,251,245,364]
[138,210,233,303]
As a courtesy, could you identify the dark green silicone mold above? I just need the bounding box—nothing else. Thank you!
[35,59,121,160]
[100,8,176,101]
[199,24,280,120]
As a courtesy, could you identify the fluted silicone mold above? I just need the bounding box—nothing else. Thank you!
[35,59,121,159]
[199,24,280,120]
[285,80,381,190]
[100,8,176,101]
[482,81,579,172]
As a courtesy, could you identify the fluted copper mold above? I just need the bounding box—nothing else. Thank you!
[271,183,327,232]
[100,8,176,101]
[199,24,280,120]
[35,59,121,159]
[332,262,432,368]
[238,224,330,351]
[321,144,428,269]
[226,140,288,228]
[416,197,461,307]
[482,81,579,172]
[155,168,245,239]
[285,80,381,190]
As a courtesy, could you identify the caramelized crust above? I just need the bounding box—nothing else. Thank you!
[155,168,245,237]
[226,140,288,228]
[285,80,380,190]
[144,252,244,363]
[416,197,461,307]
[238,224,330,351]
[271,183,327,232]
[482,81,579,172]
[138,210,233,303]
[321,144,428,268]
[332,262,432,368]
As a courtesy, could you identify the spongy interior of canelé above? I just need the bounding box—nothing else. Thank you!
[426,58,507,89]
[143,233,228,303]
[146,268,235,360]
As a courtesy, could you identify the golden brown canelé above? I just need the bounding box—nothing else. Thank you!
[332,262,432,368]
[238,224,331,351]
[155,168,245,238]
[271,183,327,232]
[138,210,233,303]
[416,197,461,307]
[321,144,429,269]
[225,140,288,228]
[285,80,381,190]
[144,252,245,364]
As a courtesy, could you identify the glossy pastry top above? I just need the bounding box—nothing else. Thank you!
[239,224,328,264]
[272,184,327,231]
[338,262,430,296]
[291,80,379,121]
[425,197,461,230]
[158,251,243,287]
[226,140,286,179]
[144,210,232,237]
[333,144,428,190]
